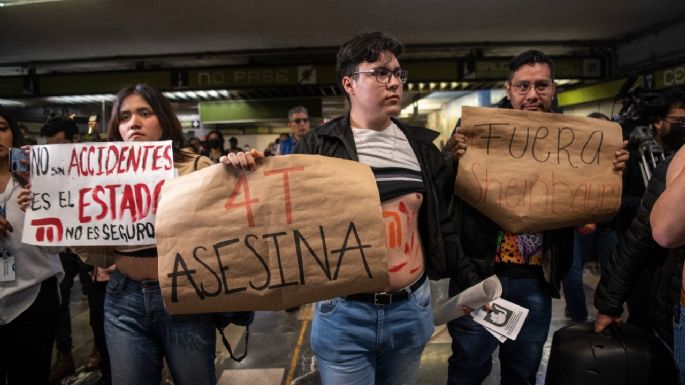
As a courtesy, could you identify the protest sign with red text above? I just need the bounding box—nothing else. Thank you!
[22,141,175,246]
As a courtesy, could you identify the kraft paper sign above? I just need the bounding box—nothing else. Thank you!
[455,106,622,233]
[156,155,390,314]
[22,141,174,246]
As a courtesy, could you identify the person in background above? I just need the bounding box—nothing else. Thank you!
[263,142,275,156]
[228,136,241,154]
[561,112,619,323]
[19,124,37,145]
[277,106,311,155]
[0,110,64,385]
[274,133,288,155]
[203,130,226,163]
[39,116,99,384]
[187,136,202,155]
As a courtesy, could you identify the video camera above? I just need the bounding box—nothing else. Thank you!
[613,75,668,187]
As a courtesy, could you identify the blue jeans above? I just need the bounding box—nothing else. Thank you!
[562,232,589,322]
[674,304,685,385]
[105,270,216,385]
[310,278,434,385]
[447,276,552,385]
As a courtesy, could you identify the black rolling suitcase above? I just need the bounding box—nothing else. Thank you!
[545,322,677,385]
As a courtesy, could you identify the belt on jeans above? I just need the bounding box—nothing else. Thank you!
[346,272,427,305]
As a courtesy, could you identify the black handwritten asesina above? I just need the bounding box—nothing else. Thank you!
[166,222,374,303]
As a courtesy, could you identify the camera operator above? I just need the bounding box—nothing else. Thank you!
[594,86,685,384]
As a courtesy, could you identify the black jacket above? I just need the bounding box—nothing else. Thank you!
[594,157,683,346]
[451,199,574,298]
[294,115,474,284]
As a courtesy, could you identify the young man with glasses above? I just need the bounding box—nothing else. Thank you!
[278,106,311,155]
[237,31,467,385]
[446,50,628,385]
[296,30,470,385]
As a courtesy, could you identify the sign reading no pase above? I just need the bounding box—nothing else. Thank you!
[155,155,390,314]
[455,106,623,233]
[22,141,175,246]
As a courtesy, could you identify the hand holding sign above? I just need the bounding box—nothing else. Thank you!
[220,149,264,171]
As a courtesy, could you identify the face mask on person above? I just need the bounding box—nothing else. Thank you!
[661,123,685,153]
[207,139,221,149]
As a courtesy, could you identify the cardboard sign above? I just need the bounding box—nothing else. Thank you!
[22,141,175,246]
[155,155,389,314]
[455,106,622,233]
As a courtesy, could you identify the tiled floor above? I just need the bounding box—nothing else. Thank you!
[58,266,603,385]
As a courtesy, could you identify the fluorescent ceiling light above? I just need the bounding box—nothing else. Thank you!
[0,98,25,106]
[44,94,115,104]
[0,0,71,6]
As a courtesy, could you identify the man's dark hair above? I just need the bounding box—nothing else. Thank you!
[336,31,404,99]
[508,50,555,81]
[655,85,685,120]
[40,116,78,141]
[587,112,610,121]
[205,130,225,152]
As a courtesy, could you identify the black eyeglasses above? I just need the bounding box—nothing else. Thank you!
[509,80,555,95]
[351,68,409,84]
[290,118,309,124]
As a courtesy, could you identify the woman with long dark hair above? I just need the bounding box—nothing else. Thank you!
[76,84,216,385]
[0,110,63,385]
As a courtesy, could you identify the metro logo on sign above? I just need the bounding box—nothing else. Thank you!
[22,141,175,246]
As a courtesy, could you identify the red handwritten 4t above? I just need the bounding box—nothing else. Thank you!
[224,166,304,227]
[30,218,64,242]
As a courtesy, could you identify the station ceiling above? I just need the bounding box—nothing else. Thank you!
[1,0,684,126]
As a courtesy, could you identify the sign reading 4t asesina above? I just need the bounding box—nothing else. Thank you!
[22,141,175,246]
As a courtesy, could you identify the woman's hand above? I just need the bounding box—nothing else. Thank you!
[219,149,264,171]
[17,182,31,212]
[613,140,629,171]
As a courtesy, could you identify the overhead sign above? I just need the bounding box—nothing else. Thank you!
[199,98,322,123]
[461,57,604,80]
[22,141,175,246]
[654,62,685,88]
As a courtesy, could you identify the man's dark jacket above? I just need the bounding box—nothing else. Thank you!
[451,200,574,297]
[595,158,683,346]
[294,114,475,285]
